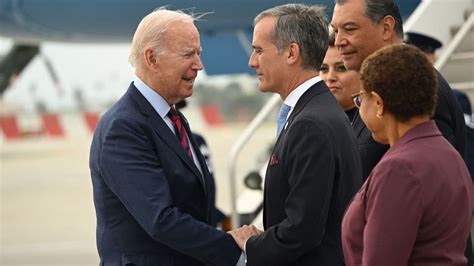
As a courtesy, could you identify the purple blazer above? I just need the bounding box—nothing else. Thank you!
[342,120,472,265]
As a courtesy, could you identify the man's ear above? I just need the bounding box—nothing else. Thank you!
[287,43,300,65]
[144,48,159,71]
[381,15,396,42]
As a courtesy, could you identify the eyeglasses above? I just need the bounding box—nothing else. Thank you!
[351,91,370,108]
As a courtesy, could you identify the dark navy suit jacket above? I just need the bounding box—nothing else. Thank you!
[89,84,240,266]
[351,111,389,181]
[246,81,362,265]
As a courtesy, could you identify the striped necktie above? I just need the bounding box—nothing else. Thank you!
[168,107,193,158]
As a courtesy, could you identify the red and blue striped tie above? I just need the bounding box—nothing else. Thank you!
[168,107,193,158]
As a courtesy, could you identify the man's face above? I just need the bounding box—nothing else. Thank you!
[155,20,203,104]
[331,0,387,71]
[248,16,287,94]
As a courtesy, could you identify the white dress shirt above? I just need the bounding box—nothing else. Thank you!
[280,76,322,131]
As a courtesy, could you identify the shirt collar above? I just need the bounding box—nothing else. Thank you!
[133,75,171,119]
[284,76,322,108]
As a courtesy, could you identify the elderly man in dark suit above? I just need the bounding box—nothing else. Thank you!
[229,4,362,265]
[89,8,243,266]
[331,0,470,263]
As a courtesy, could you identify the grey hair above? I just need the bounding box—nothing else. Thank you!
[254,4,329,71]
[129,7,198,69]
[335,0,403,38]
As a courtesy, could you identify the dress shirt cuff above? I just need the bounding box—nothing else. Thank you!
[236,238,248,266]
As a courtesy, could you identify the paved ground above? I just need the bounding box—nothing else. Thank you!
[3,121,473,265]
[1,123,274,265]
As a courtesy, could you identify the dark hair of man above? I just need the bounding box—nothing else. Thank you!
[335,0,404,38]
[254,4,329,71]
[360,44,438,122]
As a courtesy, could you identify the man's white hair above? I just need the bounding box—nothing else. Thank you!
[129,7,196,69]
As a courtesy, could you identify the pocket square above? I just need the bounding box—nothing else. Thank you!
[270,154,279,166]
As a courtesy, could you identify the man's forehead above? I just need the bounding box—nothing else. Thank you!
[165,33,201,55]
[334,0,364,9]
[254,17,275,32]
[331,2,365,26]
[253,20,273,41]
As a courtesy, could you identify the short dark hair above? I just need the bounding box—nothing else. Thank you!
[335,0,403,38]
[255,4,329,71]
[360,44,438,122]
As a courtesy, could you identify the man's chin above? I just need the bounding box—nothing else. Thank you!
[343,59,362,72]
[180,90,193,100]
[258,84,271,93]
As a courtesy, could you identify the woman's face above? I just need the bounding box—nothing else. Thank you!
[320,47,361,110]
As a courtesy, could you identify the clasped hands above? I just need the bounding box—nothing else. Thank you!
[228,224,263,250]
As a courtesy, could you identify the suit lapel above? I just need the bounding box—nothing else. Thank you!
[127,85,205,191]
[267,81,328,183]
[264,81,329,228]
[150,113,203,180]
[180,112,209,196]
[270,81,329,158]
[278,81,328,142]
[352,113,366,138]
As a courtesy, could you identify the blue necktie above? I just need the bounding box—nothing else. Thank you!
[277,103,290,137]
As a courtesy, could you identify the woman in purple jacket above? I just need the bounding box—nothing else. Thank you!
[342,44,472,265]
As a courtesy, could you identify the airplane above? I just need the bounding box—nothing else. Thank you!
[0,0,425,228]
[0,0,421,95]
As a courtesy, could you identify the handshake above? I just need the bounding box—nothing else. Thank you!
[227,225,263,250]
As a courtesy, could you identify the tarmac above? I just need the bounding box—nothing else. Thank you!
[1,122,275,265]
[2,121,473,265]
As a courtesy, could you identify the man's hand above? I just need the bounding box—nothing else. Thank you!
[228,225,263,250]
